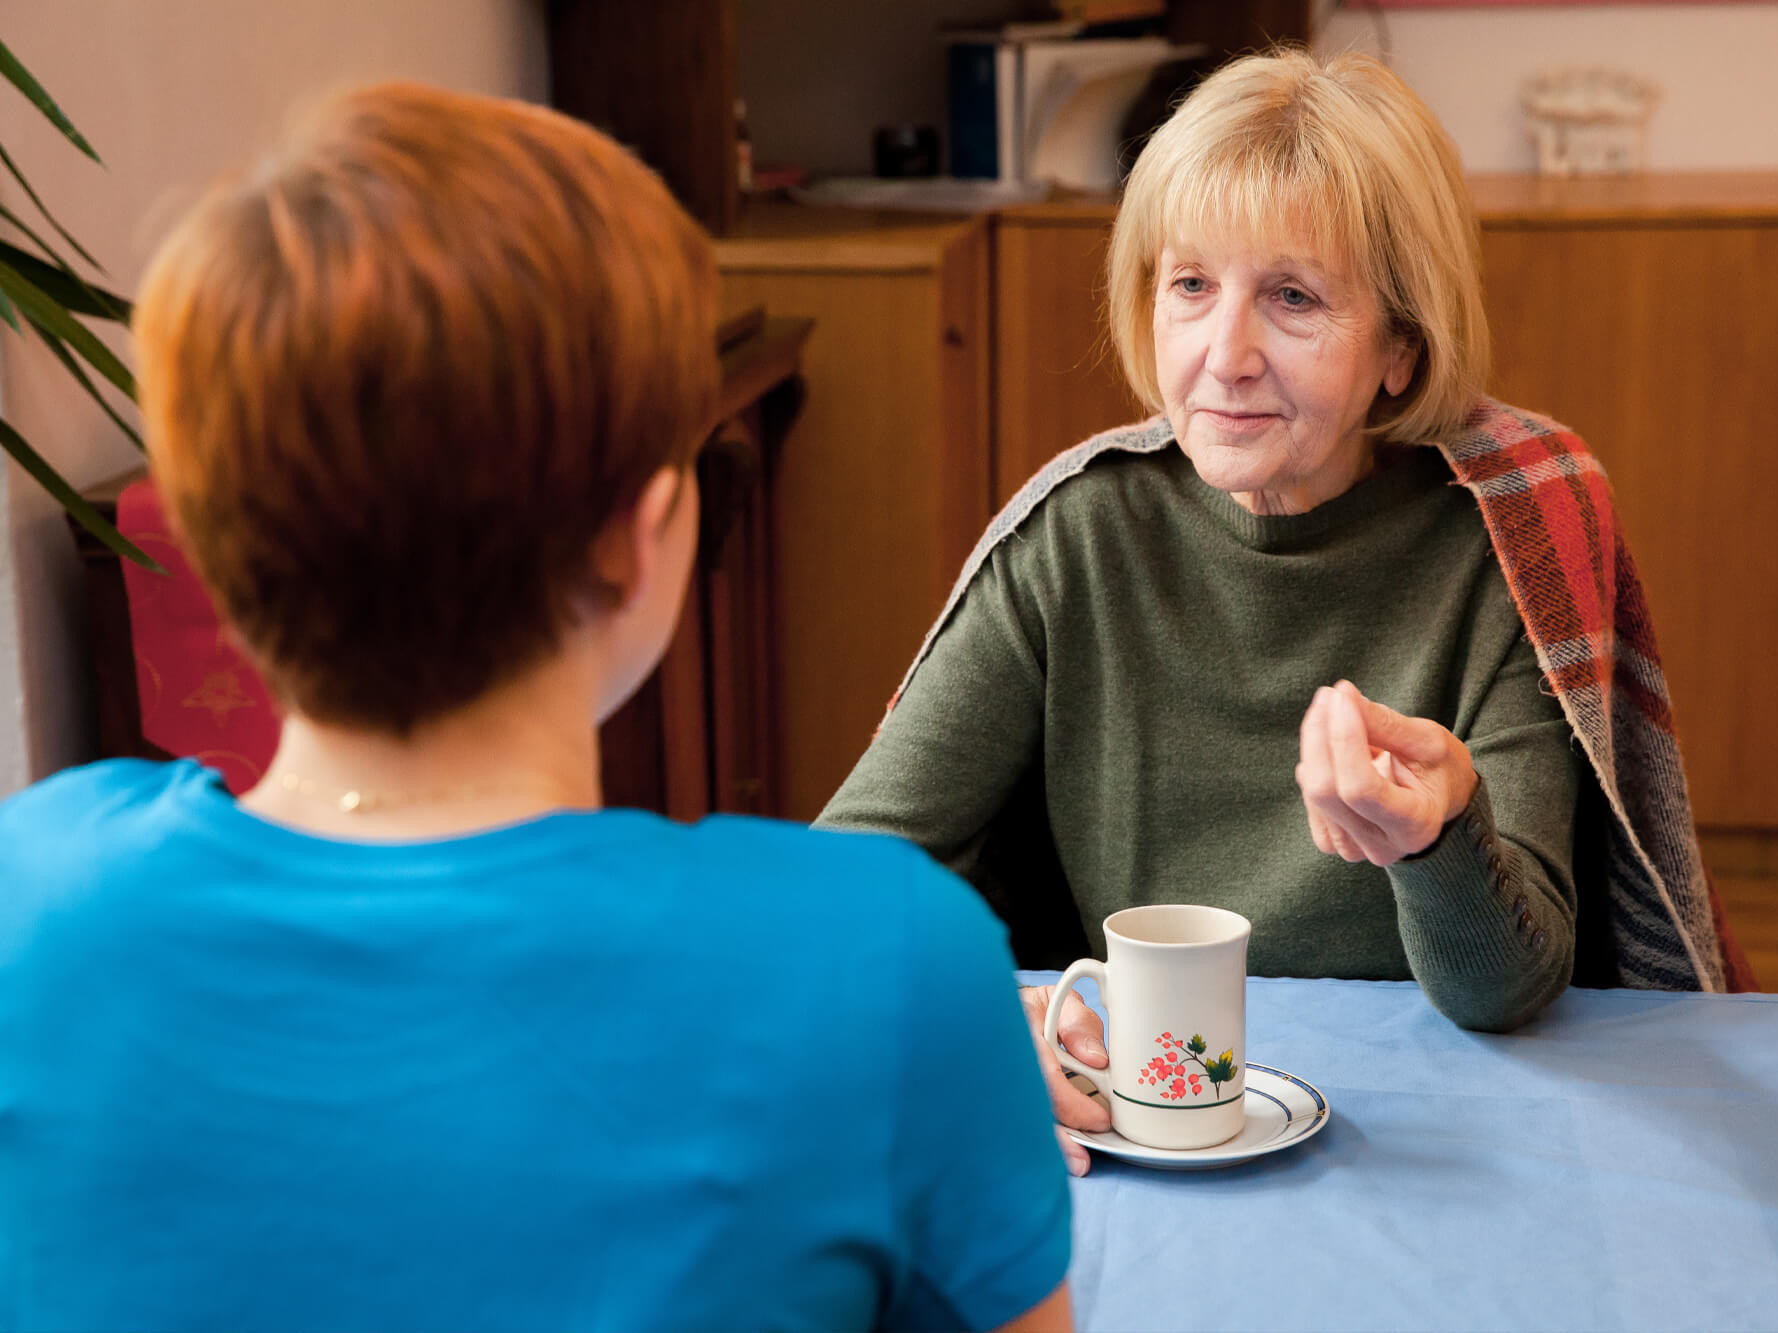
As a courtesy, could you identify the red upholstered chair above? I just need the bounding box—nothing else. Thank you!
[115,478,280,795]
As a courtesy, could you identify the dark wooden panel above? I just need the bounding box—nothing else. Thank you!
[548,0,739,234]
[1166,0,1314,59]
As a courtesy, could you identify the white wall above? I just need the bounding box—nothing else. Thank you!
[0,0,550,793]
[1315,2,1778,172]
[0,464,23,794]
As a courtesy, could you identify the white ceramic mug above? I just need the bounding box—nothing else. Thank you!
[1043,904,1251,1151]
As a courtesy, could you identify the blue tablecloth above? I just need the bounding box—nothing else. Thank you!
[1018,971,1778,1333]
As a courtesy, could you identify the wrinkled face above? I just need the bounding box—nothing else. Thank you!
[1152,236,1415,515]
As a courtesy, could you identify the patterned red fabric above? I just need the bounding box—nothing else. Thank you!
[1441,401,1747,992]
[116,479,280,795]
[1709,881,1760,992]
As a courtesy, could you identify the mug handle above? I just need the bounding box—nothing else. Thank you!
[1042,959,1111,1099]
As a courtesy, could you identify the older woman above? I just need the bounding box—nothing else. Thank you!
[819,49,1734,1170]
[0,84,1072,1331]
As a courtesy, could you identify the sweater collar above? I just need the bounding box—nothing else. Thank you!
[1177,443,1454,553]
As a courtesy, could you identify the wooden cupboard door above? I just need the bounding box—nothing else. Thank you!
[719,262,988,821]
[1482,222,1778,829]
[939,220,996,580]
[993,217,1144,507]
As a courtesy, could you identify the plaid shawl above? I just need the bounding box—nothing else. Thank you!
[887,398,1726,992]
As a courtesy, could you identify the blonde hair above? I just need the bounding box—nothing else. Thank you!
[1107,47,1489,443]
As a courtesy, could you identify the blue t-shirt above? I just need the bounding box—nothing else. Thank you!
[0,760,1069,1333]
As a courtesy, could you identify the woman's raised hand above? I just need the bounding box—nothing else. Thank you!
[1296,679,1478,866]
[1019,984,1110,1177]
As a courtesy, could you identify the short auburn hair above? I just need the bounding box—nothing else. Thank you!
[133,81,719,734]
[1108,48,1490,444]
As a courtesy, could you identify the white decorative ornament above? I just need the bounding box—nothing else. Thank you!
[1522,67,1662,177]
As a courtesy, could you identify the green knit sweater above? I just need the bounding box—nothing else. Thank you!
[819,445,1586,1032]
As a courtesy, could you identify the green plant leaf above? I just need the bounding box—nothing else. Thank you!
[0,200,127,320]
[0,142,103,272]
[27,317,142,450]
[0,41,150,570]
[0,419,161,571]
[0,258,134,397]
[0,39,100,161]
[0,238,129,321]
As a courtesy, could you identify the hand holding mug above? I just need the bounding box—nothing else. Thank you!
[1043,905,1251,1153]
[1019,984,1110,1176]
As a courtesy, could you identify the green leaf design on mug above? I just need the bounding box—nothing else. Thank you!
[1204,1050,1238,1094]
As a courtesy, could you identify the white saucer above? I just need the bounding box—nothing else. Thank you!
[1063,1063,1330,1170]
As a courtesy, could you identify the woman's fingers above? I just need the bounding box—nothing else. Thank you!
[1303,797,1335,855]
[1056,1123,1092,1178]
[1325,688,1416,833]
[1297,684,1335,802]
[1325,819,1369,863]
[1301,689,1436,867]
[1300,688,1403,862]
[1019,987,1111,1133]
[1299,692,1357,855]
[1053,990,1108,1067]
[1337,679,1478,829]
[1335,679,1448,766]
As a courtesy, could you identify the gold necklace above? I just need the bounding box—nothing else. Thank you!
[275,772,569,815]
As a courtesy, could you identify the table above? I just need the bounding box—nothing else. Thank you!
[1018,971,1778,1332]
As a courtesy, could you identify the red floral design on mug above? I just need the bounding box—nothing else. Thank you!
[1136,1031,1239,1099]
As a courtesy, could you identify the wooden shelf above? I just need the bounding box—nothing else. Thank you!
[1468,171,1778,227]
[995,189,1119,224]
[975,171,1778,229]
[717,315,812,423]
[717,201,986,274]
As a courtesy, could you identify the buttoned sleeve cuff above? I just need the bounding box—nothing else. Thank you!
[1389,777,1555,978]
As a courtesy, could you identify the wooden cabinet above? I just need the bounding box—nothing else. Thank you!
[600,316,811,819]
[990,173,1778,832]
[715,204,992,820]
[993,201,1143,507]
[1470,172,1778,832]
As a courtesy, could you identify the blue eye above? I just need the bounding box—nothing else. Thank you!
[1278,286,1313,308]
[1174,275,1207,294]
